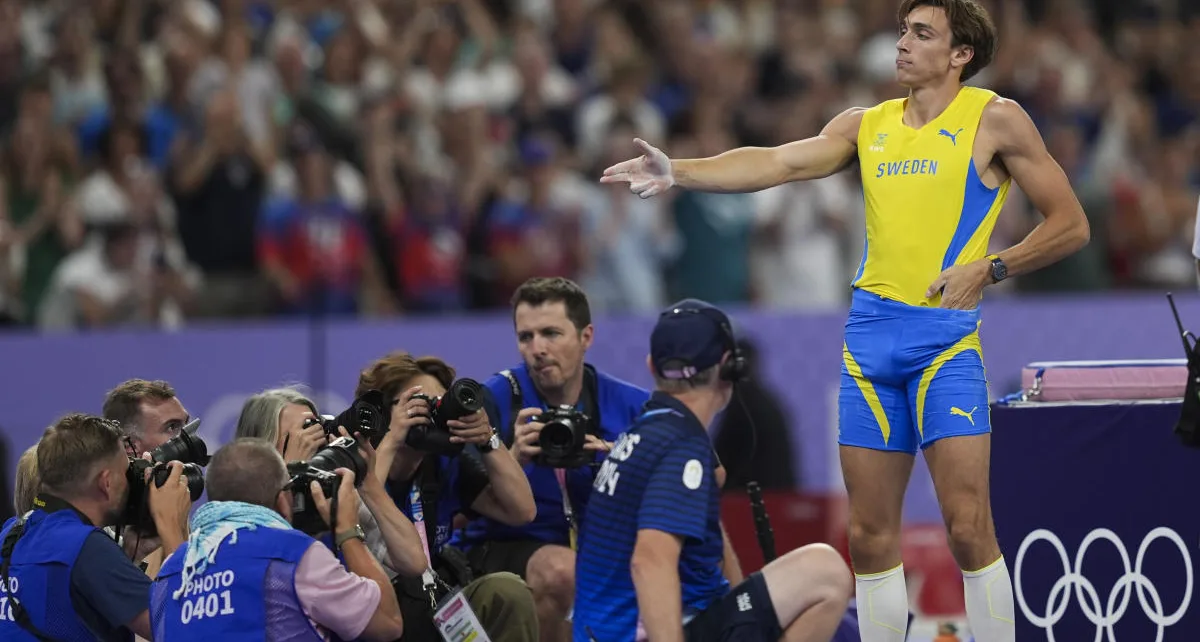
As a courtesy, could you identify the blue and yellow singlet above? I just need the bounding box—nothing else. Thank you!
[853,86,1011,306]
[838,86,1010,454]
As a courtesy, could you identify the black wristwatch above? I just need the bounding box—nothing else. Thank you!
[987,254,1008,283]
[479,428,501,453]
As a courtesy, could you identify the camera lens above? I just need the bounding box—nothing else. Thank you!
[151,462,206,500]
[181,463,205,500]
[308,438,368,486]
[439,379,483,419]
[541,419,576,450]
[150,431,210,466]
[450,379,483,413]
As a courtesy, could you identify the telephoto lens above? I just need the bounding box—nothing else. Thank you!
[405,378,485,456]
[122,430,213,535]
[308,437,369,486]
[438,379,484,420]
[150,430,210,466]
[286,437,369,535]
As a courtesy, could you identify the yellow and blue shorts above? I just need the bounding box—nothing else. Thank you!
[838,289,990,454]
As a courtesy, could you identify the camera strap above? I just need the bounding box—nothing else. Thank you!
[553,469,578,551]
[498,365,603,445]
[409,458,450,610]
[500,366,603,552]
[0,517,58,642]
[498,370,522,448]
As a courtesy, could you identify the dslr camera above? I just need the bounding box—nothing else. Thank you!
[286,436,369,535]
[405,378,485,456]
[124,430,209,536]
[534,405,593,469]
[308,389,390,446]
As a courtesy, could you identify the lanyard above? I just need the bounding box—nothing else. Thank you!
[408,485,434,567]
[408,485,441,607]
[553,468,577,551]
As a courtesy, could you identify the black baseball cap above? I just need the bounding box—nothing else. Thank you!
[651,299,734,379]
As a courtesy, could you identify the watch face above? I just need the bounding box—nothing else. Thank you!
[992,260,1007,281]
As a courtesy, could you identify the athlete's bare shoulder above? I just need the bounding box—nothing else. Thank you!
[978,96,1042,155]
[820,107,869,147]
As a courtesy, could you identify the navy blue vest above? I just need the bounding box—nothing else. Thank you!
[152,527,323,641]
[456,363,650,547]
[0,509,103,641]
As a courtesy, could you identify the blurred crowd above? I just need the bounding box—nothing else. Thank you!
[0,0,1196,331]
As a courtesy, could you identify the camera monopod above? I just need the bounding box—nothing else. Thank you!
[746,481,777,564]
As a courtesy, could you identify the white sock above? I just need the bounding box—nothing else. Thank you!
[854,564,909,642]
[963,557,1015,642]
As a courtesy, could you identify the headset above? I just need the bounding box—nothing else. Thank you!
[659,306,747,383]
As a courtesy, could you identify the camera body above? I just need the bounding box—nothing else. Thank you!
[312,389,390,446]
[286,436,368,535]
[123,430,210,536]
[534,405,593,469]
[405,378,485,456]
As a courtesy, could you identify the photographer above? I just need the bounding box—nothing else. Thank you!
[573,300,852,642]
[358,351,539,641]
[237,387,330,462]
[103,379,196,570]
[13,445,37,516]
[151,439,405,641]
[103,379,193,456]
[0,413,192,641]
[457,277,652,640]
[235,387,428,579]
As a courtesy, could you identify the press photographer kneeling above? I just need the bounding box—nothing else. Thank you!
[236,387,428,581]
[150,439,405,641]
[357,351,539,641]
[0,413,193,641]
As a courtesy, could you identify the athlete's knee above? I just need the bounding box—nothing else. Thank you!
[943,505,997,562]
[526,546,575,602]
[848,516,902,563]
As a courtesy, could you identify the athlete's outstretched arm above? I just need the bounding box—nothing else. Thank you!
[600,108,864,198]
[985,99,1090,275]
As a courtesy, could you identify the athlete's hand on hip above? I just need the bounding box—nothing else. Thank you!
[926,260,991,310]
[599,138,675,198]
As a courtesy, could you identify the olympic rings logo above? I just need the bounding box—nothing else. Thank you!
[1013,527,1194,642]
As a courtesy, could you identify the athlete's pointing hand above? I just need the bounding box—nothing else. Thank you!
[600,138,675,198]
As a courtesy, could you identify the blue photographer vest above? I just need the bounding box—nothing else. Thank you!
[0,510,102,641]
[152,527,323,641]
[455,363,650,547]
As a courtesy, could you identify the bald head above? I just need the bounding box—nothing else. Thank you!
[205,439,288,509]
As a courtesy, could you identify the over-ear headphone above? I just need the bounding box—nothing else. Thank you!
[661,306,747,383]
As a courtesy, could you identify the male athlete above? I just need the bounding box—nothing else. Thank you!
[599,1,1090,641]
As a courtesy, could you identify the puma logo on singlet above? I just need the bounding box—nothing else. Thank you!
[950,406,977,425]
[938,128,964,146]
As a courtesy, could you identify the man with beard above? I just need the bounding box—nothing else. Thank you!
[0,413,192,641]
[456,277,661,641]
